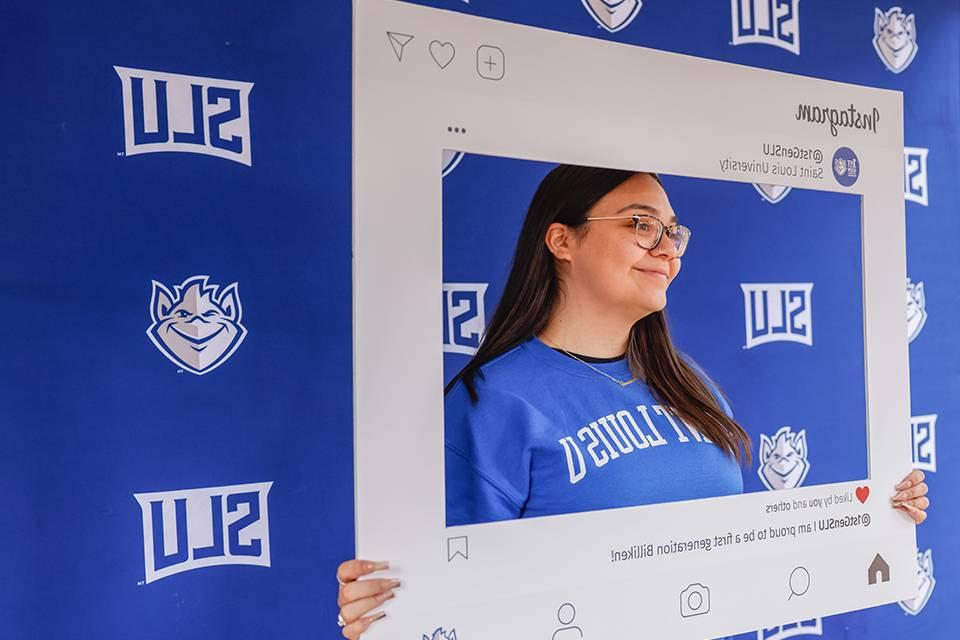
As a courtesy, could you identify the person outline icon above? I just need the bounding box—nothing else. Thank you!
[552,603,583,639]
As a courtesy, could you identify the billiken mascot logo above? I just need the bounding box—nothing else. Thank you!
[581,0,643,33]
[899,548,935,615]
[423,629,457,640]
[147,276,247,374]
[906,277,927,343]
[873,7,919,73]
[758,426,810,491]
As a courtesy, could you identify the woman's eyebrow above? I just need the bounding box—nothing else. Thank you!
[616,203,678,224]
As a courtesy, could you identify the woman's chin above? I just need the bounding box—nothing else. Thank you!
[641,290,667,308]
[624,296,667,318]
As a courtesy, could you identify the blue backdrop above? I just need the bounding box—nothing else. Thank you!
[1,1,955,638]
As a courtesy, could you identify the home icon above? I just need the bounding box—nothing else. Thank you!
[867,553,890,585]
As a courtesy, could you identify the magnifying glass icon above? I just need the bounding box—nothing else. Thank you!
[788,566,811,600]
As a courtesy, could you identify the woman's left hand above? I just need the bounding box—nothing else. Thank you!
[892,469,929,524]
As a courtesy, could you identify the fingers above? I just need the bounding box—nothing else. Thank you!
[336,560,397,637]
[893,481,928,504]
[341,590,396,627]
[891,470,930,525]
[337,559,389,585]
[339,578,402,607]
[895,501,928,525]
[342,611,386,639]
[894,469,924,491]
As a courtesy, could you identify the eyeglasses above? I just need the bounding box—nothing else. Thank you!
[584,213,691,257]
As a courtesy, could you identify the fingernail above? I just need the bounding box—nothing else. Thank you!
[369,611,387,623]
[366,561,390,571]
[386,579,402,589]
[377,590,395,603]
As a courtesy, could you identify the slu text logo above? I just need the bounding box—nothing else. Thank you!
[731,0,800,55]
[911,414,936,473]
[899,548,935,615]
[906,277,927,343]
[147,275,248,375]
[741,283,813,349]
[443,283,488,356]
[758,618,823,640]
[134,481,272,584]
[873,7,918,73]
[758,426,810,491]
[581,0,643,33]
[904,147,929,206]
[115,66,254,165]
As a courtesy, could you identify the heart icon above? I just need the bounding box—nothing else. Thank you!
[429,40,456,69]
[856,486,870,504]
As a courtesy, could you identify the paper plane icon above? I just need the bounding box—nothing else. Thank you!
[386,31,415,62]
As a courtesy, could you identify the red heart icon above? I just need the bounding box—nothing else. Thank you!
[856,486,870,504]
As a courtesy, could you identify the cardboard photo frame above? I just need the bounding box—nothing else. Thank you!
[353,1,914,637]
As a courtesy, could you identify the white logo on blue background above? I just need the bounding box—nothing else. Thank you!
[731,0,801,55]
[758,426,810,491]
[741,283,813,348]
[443,283,488,356]
[134,481,273,584]
[758,618,823,640]
[147,275,248,375]
[832,147,860,187]
[423,628,457,640]
[753,183,793,204]
[906,277,927,343]
[581,0,643,33]
[904,146,929,206]
[873,7,919,73]
[911,414,937,473]
[899,548,935,615]
[115,66,254,165]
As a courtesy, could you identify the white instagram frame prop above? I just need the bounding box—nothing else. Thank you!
[353,0,914,637]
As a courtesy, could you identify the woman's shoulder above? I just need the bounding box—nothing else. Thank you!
[447,339,543,402]
[470,338,542,382]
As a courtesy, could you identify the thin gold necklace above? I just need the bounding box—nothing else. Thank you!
[541,337,637,387]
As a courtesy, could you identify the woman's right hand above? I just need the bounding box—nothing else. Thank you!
[336,559,399,639]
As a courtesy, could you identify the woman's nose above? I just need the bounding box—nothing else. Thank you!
[651,233,679,259]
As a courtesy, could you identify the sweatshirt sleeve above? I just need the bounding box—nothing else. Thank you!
[444,378,541,527]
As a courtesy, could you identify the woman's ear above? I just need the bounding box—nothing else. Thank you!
[544,223,575,262]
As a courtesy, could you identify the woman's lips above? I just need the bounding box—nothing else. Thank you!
[634,268,668,281]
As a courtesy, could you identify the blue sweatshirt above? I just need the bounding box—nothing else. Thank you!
[445,336,743,527]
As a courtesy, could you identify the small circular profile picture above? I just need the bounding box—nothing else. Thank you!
[832,147,860,187]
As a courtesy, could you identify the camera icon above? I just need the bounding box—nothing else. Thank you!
[679,583,711,618]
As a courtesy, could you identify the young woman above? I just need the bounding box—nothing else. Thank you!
[334,165,930,638]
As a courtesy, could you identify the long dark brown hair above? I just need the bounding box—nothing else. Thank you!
[445,164,751,464]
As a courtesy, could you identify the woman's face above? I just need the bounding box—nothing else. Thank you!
[561,173,682,320]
